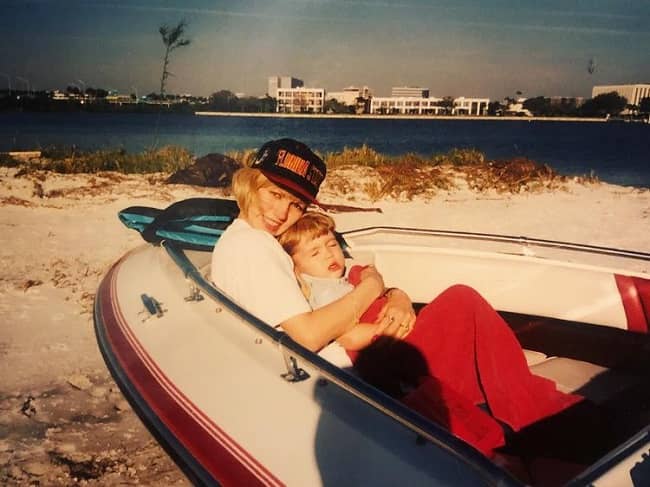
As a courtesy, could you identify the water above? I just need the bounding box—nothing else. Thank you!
[1,112,649,187]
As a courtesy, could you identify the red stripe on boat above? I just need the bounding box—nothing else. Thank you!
[98,261,284,486]
[614,274,650,333]
[109,279,275,484]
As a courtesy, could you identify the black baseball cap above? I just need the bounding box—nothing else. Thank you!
[251,138,326,204]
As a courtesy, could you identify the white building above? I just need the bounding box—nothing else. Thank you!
[370,96,489,116]
[371,96,442,115]
[51,90,69,100]
[391,86,430,98]
[326,86,371,106]
[276,87,325,113]
[267,76,303,98]
[502,98,532,117]
[592,84,650,106]
[106,94,135,105]
[453,97,490,116]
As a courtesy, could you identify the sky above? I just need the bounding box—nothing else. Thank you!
[1,0,649,100]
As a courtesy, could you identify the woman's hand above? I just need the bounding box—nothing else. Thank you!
[375,288,416,339]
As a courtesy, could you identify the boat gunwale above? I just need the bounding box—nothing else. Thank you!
[340,225,650,262]
[565,427,650,486]
[162,240,520,487]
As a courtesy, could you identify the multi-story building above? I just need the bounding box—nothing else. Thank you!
[370,96,489,116]
[453,97,490,116]
[106,94,135,104]
[326,86,371,106]
[267,76,304,98]
[391,86,430,98]
[548,96,586,107]
[371,96,442,115]
[276,87,325,113]
[325,86,372,113]
[592,84,650,106]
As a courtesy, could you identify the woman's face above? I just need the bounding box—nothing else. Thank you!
[244,182,307,236]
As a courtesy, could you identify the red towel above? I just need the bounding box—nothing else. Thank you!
[347,266,583,454]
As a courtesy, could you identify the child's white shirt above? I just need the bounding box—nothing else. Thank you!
[300,273,355,369]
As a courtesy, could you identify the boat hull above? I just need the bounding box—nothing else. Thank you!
[95,244,509,486]
[95,227,650,486]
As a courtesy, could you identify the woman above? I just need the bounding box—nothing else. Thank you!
[211,138,415,358]
[211,138,582,457]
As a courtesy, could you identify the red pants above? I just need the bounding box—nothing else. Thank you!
[348,284,582,456]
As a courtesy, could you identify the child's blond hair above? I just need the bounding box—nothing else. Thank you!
[278,211,336,256]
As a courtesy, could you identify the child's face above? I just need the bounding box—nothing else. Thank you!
[291,230,346,279]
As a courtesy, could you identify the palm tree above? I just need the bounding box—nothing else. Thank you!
[159,19,191,98]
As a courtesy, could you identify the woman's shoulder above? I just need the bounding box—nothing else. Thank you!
[215,219,284,256]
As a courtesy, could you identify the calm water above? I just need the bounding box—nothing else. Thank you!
[1,112,649,187]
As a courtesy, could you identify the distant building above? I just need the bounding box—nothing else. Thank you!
[370,95,489,116]
[106,94,135,105]
[453,97,490,116]
[326,86,372,113]
[51,90,69,101]
[592,84,650,106]
[504,98,532,117]
[548,96,586,107]
[326,86,371,106]
[276,87,324,113]
[268,76,304,98]
[371,96,441,115]
[391,86,430,98]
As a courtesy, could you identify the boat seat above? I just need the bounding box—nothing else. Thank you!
[526,354,642,404]
[523,350,549,367]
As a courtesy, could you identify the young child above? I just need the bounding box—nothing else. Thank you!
[278,211,404,353]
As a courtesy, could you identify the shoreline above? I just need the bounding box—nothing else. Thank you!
[195,111,608,123]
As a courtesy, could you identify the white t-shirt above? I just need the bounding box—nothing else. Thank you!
[211,218,354,369]
[211,218,311,326]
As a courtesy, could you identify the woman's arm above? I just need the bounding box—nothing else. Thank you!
[336,289,415,350]
[280,267,384,352]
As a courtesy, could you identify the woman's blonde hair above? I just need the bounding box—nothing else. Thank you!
[278,211,336,256]
[231,167,274,216]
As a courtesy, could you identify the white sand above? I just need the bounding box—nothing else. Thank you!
[0,166,648,484]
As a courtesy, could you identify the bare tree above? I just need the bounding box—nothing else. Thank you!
[159,19,191,98]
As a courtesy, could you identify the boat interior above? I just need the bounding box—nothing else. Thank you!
[182,226,650,486]
[468,309,648,484]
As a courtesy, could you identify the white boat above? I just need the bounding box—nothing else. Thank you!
[94,200,650,486]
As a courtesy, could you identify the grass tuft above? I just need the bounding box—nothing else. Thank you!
[2,144,593,199]
[3,145,194,174]
[325,144,388,168]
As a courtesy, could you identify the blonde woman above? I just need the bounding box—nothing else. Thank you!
[211,138,415,363]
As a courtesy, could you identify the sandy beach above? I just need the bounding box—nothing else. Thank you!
[0,165,648,485]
